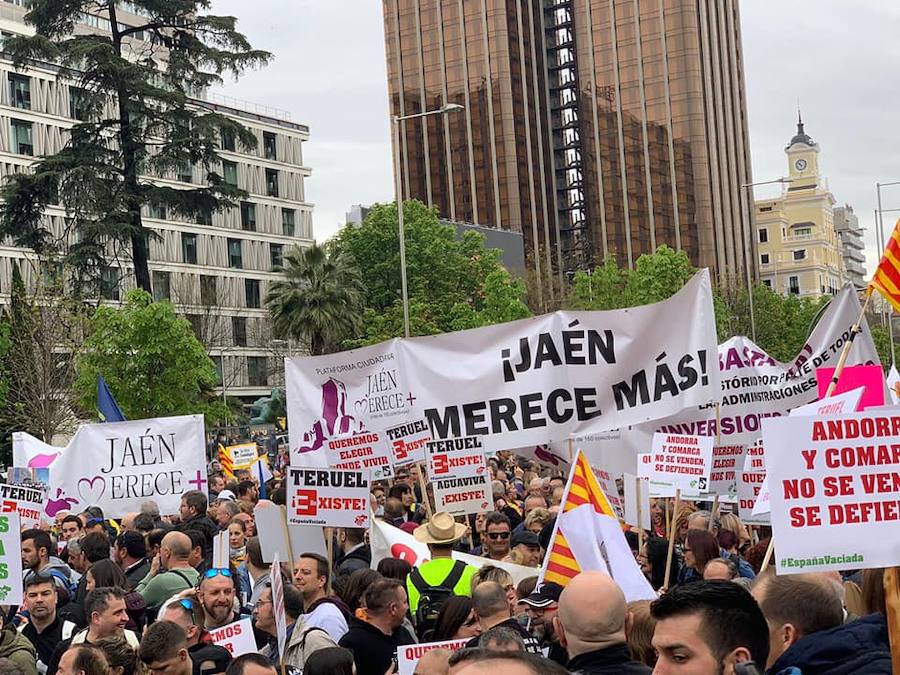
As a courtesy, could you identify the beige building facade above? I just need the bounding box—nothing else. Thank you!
[755,118,845,298]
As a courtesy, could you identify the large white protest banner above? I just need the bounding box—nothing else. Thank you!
[370,517,535,585]
[763,412,900,574]
[287,468,369,528]
[20,415,206,519]
[287,270,720,466]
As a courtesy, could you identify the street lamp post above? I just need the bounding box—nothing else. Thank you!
[741,177,792,342]
[392,103,465,338]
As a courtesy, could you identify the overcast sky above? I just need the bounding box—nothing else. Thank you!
[212,0,900,275]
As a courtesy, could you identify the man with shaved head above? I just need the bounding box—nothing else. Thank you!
[135,531,200,609]
[465,581,541,654]
[552,572,651,673]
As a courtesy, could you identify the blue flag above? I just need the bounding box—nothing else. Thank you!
[97,375,127,423]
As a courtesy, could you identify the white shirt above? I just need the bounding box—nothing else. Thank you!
[304,601,348,642]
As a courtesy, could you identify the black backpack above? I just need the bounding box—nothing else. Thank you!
[409,560,468,641]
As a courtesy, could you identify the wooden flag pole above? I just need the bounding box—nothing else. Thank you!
[663,489,681,591]
[708,494,720,533]
[416,461,434,519]
[883,566,900,673]
[665,496,671,537]
[635,476,646,553]
[825,290,873,397]
[760,536,775,571]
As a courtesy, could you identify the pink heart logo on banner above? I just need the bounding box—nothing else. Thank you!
[354,398,369,416]
[77,476,106,504]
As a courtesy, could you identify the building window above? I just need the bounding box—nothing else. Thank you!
[758,228,768,243]
[11,119,33,155]
[788,276,800,295]
[245,278,260,308]
[181,233,198,264]
[247,356,268,387]
[263,132,277,160]
[232,316,247,347]
[282,208,296,236]
[760,253,769,265]
[152,271,170,301]
[793,249,806,261]
[223,161,238,187]
[186,314,203,339]
[200,275,217,306]
[8,73,30,110]
[221,127,235,151]
[265,168,279,197]
[177,161,193,184]
[794,227,812,237]
[100,267,119,301]
[148,203,167,220]
[240,201,256,231]
[270,243,283,269]
[197,208,213,226]
[212,355,223,386]
[69,86,87,120]
[227,238,242,269]
[762,279,772,288]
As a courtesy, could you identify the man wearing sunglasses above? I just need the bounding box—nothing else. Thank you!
[198,568,239,630]
[482,513,512,562]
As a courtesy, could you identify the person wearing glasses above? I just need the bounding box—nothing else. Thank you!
[197,568,239,630]
[135,533,199,611]
[482,512,512,562]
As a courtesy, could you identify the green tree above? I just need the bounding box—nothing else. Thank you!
[334,200,531,341]
[74,289,216,418]
[265,243,364,355]
[0,2,270,293]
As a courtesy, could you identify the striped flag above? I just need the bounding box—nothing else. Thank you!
[218,443,234,479]
[870,218,900,312]
[539,449,618,586]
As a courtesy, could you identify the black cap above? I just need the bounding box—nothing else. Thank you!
[511,530,541,549]
[520,582,563,608]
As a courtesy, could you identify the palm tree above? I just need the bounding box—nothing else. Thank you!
[265,243,364,355]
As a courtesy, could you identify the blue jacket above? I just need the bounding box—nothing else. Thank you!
[769,613,891,675]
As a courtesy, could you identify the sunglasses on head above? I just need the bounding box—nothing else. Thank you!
[203,568,233,579]
[487,532,510,540]
[178,598,195,611]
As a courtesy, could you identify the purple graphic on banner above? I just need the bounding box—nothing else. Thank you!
[297,378,365,454]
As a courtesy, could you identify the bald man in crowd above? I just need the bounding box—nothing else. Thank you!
[135,531,200,610]
[553,571,652,674]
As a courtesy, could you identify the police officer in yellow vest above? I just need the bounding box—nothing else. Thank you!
[407,512,478,624]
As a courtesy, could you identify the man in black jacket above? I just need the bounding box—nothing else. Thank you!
[333,528,370,577]
[553,572,651,674]
[339,578,415,675]
[177,491,218,560]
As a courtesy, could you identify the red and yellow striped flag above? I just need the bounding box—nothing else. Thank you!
[870,218,900,312]
[540,449,618,586]
[218,443,234,479]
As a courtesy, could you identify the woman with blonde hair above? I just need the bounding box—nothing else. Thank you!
[625,600,657,668]
[523,507,551,535]
[471,565,516,614]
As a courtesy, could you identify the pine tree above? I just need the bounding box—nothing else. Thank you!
[0,1,271,294]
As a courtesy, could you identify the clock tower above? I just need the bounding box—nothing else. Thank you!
[785,111,822,190]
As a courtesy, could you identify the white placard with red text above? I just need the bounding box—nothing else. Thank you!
[384,419,431,467]
[397,639,471,675]
[210,618,256,657]
[0,484,45,528]
[788,387,864,418]
[638,453,676,497]
[287,468,370,528]
[650,433,713,494]
[326,431,393,480]
[709,445,745,502]
[763,412,900,574]
[426,436,489,481]
[738,444,769,525]
[433,474,492,516]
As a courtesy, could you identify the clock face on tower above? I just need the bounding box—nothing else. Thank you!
[795,158,808,171]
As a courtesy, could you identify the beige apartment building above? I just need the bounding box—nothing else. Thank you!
[755,117,847,298]
[0,1,314,400]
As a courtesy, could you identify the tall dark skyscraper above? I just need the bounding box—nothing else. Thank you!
[383,0,754,297]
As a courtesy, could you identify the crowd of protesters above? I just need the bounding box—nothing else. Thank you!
[2,449,891,675]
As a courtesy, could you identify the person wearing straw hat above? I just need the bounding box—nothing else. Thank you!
[407,513,478,638]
